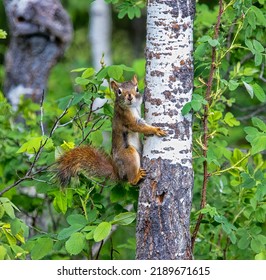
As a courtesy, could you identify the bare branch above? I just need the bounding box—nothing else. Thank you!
[40,90,45,136]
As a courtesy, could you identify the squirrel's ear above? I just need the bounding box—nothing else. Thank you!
[132,75,138,85]
[111,81,118,91]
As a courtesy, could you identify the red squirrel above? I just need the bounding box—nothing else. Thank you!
[57,75,166,186]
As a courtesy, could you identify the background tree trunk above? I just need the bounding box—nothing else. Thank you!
[4,0,72,109]
[136,0,195,260]
[89,0,112,70]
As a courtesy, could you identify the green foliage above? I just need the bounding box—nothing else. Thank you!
[190,0,266,260]
[105,0,145,19]
[0,29,7,39]
[0,62,138,259]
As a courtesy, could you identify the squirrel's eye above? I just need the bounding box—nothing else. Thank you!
[118,88,122,95]
[135,86,139,93]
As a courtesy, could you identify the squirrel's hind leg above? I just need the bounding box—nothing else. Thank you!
[122,146,146,185]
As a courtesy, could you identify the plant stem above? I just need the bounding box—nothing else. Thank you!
[191,0,224,251]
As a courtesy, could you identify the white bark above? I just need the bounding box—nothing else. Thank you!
[136,0,195,260]
[143,1,193,167]
[89,0,112,112]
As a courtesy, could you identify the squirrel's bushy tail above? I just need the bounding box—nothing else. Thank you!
[56,146,118,186]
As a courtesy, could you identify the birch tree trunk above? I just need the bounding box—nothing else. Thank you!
[136,0,195,260]
[4,0,72,109]
[89,0,112,113]
[89,0,112,70]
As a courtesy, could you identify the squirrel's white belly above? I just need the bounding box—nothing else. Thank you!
[128,132,141,153]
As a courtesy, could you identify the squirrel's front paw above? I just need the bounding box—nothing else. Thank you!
[155,127,167,137]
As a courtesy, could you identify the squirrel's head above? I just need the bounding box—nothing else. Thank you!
[111,75,141,107]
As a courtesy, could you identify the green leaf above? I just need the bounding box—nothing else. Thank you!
[253,83,266,102]
[0,29,7,39]
[71,67,87,73]
[53,191,68,214]
[252,117,266,132]
[65,232,86,255]
[2,202,15,219]
[87,209,98,223]
[57,224,84,240]
[181,102,192,115]
[119,64,135,72]
[96,67,108,81]
[89,130,103,146]
[244,122,266,154]
[82,225,97,232]
[251,238,263,253]
[128,6,135,19]
[228,232,237,244]
[112,212,136,225]
[110,185,127,203]
[224,112,240,127]
[255,53,263,66]
[198,204,218,217]
[245,39,255,54]
[10,219,22,236]
[67,214,87,226]
[255,207,265,223]
[0,245,7,260]
[31,237,53,260]
[246,10,256,29]
[253,40,264,53]
[240,172,256,189]
[208,39,219,47]
[81,68,95,79]
[237,235,250,249]
[0,205,4,219]
[255,251,266,260]
[251,6,266,26]
[17,136,53,154]
[75,77,90,86]
[228,80,239,91]
[93,222,112,242]
[118,9,128,19]
[194,43,207,58]
[58,95,73,110]
[243,81,254,98]
[107,65,123,80]
[85,230,95,240]
[191,94,206,111]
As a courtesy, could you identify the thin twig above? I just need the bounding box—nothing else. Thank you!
[259,63,266,83]
[78,116,107,145]
[191,0,224,251]
[0,96,74,196]
[40,90,45,136]
[94,240,104,260]
[49,96,74,137]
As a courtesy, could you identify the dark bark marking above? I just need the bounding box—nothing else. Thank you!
[150,70,164,77]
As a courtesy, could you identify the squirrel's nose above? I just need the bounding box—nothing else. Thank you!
[128,94,133,101]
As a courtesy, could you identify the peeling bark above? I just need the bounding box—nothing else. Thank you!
[136,0,195,260]
[4,0,72,108]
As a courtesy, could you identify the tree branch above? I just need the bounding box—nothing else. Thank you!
[191,0,224,251]
[0,96,74,196]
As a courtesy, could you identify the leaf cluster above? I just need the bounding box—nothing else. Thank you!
[190,0,266,260]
